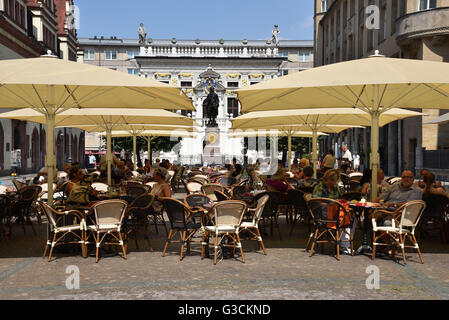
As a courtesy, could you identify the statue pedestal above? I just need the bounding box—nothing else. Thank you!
[203,127,222,165]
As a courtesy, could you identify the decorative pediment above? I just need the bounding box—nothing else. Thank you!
[154,72,171,79]
[249,73,264,79]
[226,73,241,79]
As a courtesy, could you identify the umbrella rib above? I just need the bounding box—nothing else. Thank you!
[63,85,82,109]
[316,87,357,109]
[422,83,449,98]
[344,85,370,112]
[383,83,427,110]
[64,87,116,109]
[0,85,38,109]
[378,84,388,110]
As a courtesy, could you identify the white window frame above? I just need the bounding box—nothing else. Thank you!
[418,0,436,11]
[127,68,139,76]
[84,49,95,60]
[321,0,328,12]
[105,50,117,60]
[127,51,139,59]
[299,51,310,62]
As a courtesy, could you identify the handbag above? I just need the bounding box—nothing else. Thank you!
[326,200,351,229]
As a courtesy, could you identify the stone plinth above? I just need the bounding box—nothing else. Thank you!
[203,127,223,165]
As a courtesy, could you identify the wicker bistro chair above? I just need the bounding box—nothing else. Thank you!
[125,184,149,199]
[0,195,11,241]
[255,191,283,240]
[202,200,248,265]
[12,178,25,192]
[161,198,202,261]
[85,200,128,263]
[7,186,41,236]
[230,185,248,201]
[287,189,311,237]
[122,194,155,252]
[39,201,86,261]
[184,194,213,212]
[238,195,269,255]
[201,184,225,202]
[306,198,356,261]
[91,182,109,193]
[214,190,231,202]
[219,176,237,188]
[371,200,426,264]
[421,193,449,243]
[186,181,203,194]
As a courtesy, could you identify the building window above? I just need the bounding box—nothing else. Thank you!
[391,0,398,35]
[321,0,328,12]
[127,51,139,59]
[379,3,387,42]
[419,0,436,11]
[109,68,117,71]
[127,68,139,76]
[84,49,95,60]
[227,82,239,88]
[105,51,117,60]
[299,51,310,62]
[278,51,288,57]
[282,70,289,76]
[181,81,193,87]
[250,82,260,85]
[227,98,239,118]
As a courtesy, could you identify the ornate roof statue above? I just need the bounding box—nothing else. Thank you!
[272,25,280,47]
[138,23,147,45]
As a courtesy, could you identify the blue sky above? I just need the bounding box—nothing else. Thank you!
[76,0,314,40]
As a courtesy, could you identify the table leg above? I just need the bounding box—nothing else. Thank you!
[355,208,373,255]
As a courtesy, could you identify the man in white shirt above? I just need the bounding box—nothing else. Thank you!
[341,145,353,170]
[89,154,96,168]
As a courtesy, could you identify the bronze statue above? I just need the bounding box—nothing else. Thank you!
[202,86,219,127]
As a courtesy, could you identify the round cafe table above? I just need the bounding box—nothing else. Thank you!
[349,202,380,255]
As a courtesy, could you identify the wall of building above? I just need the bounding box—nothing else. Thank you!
[314,0,449,176]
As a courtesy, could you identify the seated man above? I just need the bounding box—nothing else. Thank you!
[375,170,422,208]
[114,161,131,182]
[297,166,319,188]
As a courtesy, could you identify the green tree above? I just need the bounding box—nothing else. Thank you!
[103,136,181,165]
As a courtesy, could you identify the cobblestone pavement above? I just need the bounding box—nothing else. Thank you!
[1,193,449,300]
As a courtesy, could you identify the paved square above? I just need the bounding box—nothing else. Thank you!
[1,199,449,300]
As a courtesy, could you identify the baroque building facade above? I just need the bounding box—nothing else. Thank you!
[314,0,449,178]
[0,0,84,174]
[78,35,314,165]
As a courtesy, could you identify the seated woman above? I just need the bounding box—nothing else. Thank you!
[312,169,341,200]
[150,167,173,212]
[65,163,98,209]
[422,172,446,196]
[266,160,293,193]
[416,169,445,192]
[360,168,389,200]
[142,159,154,176]
[312,169,351,254]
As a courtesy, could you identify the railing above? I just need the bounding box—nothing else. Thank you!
[139,45,278,58]
[423,149,449,170]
